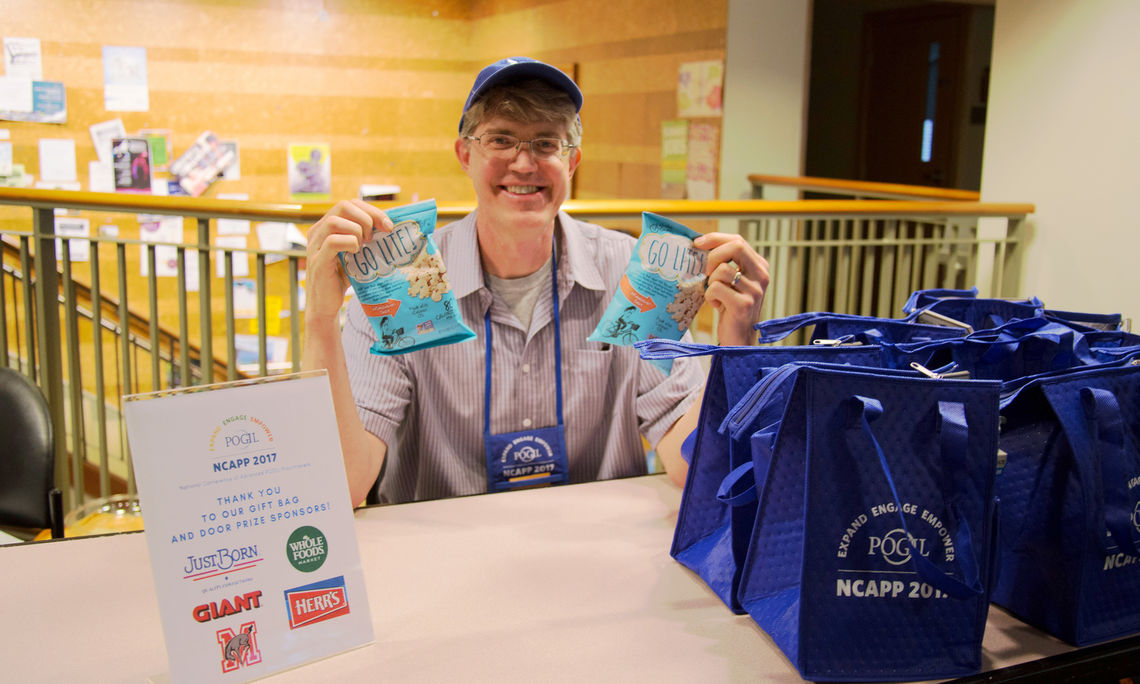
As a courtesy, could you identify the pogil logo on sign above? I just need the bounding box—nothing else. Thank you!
[833,501,956,600]
[207,414,278,474]
[283,575,351,629]
[216,621,262,673]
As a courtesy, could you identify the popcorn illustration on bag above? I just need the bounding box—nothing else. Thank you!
[588,212,707,367]
[339,199,475,354]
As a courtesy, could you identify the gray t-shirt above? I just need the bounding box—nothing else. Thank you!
[483,255,553,333]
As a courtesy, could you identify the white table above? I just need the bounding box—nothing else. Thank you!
[0,475,1074,683]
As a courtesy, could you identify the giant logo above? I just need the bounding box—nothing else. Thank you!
[216,621,262,673]
[284,576,351,629]
[193,590,263,623]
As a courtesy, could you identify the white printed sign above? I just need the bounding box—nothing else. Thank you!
[123,372,373,684]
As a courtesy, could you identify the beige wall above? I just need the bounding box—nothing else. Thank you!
[1,0,726,205]
[1,0,729,352]
[982,0,1139,323]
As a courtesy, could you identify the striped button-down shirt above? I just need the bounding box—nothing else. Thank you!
[343,210,704,503]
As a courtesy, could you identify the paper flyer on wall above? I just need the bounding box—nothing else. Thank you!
[661,119,689,199]
[112,137,153,193]
[4,37,42,80]
[103,45,149,111]
[287,143,331,201]
[170,131,235,197]
[0,80,66,123]
[122,371,373,684]
[677,60,724,118]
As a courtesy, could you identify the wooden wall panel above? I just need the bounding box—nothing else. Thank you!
[2,0,727,356]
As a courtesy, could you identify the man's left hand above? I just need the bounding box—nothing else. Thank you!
[694,232,770,346]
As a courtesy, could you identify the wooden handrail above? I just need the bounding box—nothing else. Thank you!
[748,173,982,202]
[0,188,1031,225]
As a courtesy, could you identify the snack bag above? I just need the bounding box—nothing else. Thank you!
[339,199,475,355]
[589,212,707,355]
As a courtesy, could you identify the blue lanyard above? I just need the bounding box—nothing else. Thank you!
[483,248,564,436]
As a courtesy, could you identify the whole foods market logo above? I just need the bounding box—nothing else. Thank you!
[286,526,328,573]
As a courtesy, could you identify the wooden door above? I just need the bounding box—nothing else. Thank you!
[857,4,971,187]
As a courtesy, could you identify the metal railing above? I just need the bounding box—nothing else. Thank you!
[0,188,1033,514]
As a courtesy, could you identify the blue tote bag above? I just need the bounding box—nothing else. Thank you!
[735,364,1001,681]
[755,312,968,346]
[636,340,882,613]
[992,360,1140,646]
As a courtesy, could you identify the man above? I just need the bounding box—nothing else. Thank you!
[303,57,769,505]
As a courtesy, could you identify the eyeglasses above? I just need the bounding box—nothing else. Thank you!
[465,134,575,159]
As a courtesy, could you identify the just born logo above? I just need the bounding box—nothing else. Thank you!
[284,575,351,629]
[208,413,277,475]
[215,620,263,673]
[833,501,956,600]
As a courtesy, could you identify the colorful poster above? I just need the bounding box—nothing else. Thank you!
[677,60,724,118]
[661,119,689,199]
[140,128,172,172]
[102,45,149,111]
[111,137,152,193]
[0,80,66,123]
[122,372,373,684]
[170,131,235,197]
[686,122,719,200]
[287,143,331,201]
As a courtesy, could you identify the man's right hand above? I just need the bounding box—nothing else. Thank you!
[304,199,393,326]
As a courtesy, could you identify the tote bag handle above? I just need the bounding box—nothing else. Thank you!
[1080,387,1140,557]
[847,396,984,599]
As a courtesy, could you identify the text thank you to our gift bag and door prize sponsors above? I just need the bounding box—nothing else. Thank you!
[123,371,373,684]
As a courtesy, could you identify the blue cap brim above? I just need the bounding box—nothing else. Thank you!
[459,57,583,132]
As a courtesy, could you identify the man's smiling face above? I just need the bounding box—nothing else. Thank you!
[457,115,581,237]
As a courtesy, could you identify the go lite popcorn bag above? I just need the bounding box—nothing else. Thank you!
[339,199,475,355]
[589,212,707,354]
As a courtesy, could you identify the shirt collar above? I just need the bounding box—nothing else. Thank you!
[446,209,608,300]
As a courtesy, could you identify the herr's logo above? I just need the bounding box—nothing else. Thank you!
[216,621,262,673]
[193,590,263,623]
[286,526,328,573]
[284,576,351,629]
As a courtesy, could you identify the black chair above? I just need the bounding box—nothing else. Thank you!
[0,367,64,539]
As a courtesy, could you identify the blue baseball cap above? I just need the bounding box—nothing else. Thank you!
[459,56,583,132]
